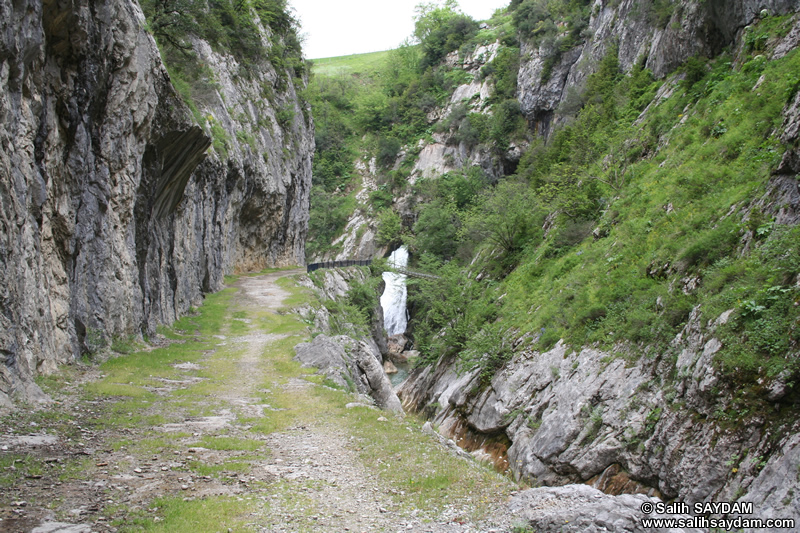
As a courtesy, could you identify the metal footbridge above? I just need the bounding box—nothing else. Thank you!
[306,259,439,279]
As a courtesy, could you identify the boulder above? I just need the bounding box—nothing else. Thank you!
[383,360,399,374]
[294,335,403,413]
[387,334,408,361]
[508,485,703,533]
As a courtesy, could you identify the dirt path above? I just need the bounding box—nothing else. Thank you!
[0,270,516,532]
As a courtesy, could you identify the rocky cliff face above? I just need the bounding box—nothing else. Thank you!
[399,306,800,526]
[0,0,312,407]
[518,0,800,136]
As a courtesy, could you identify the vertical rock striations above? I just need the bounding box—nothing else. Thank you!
[0,0,313,406]
[517,0,800,136]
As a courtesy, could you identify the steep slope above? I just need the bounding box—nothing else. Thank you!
[392,0,800,528]
[0,0,312,406]
[517,0,800,135]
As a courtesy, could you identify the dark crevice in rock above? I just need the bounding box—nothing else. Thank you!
[151,128,211,219]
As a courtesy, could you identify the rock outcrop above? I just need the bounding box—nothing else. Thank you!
[507,485,703,533]
[517,0,800,136]
[294,334,402,413]
[0,0,312,406]
[399,305,800,527]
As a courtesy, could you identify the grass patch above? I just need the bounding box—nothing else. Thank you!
[116,495,253,532]
[257,312,306,335]
[187,459,253,477]
[275,275,315,311]
[193,436,263,452]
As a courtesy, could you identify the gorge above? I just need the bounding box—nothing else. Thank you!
[1,0,800,531]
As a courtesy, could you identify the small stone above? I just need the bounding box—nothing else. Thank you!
[181,484,190,490]
[377,416,388,422]
[133,468,142,474]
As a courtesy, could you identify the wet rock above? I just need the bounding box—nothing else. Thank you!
[387,334,408,361]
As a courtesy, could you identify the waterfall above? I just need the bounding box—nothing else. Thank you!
[380,246,409,336]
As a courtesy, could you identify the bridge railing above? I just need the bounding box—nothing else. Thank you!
[306,259,441,279]
[306,259,372,273]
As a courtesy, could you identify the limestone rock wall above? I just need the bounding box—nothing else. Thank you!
[398,307,800,526]
[518,0,800,136]
[0,0,312,406]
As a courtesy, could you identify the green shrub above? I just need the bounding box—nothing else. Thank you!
[376,210,403,247]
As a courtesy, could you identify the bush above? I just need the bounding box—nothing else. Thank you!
[413,201,460,260]
[376,210,403,247]
[678,219,740,270]
[414,1,480,69]
[377,136,402,168]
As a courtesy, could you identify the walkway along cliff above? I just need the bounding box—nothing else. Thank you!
[0,0,313,407]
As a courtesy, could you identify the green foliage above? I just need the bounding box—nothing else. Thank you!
[463,179,544,271]
[143,0,301,70]
[142,0,304,131]
[713,225,800,382]
[406,15,800,402]
[376,209,403,247]
[412,200,461,260]
[437,102,524,151]
[208,117,230,158]
[320,269,383,336]
[644,0,678,28]
[459,322,514,384]
[306,75,358,192]
[482,46,520,103]
[413,1,480,69]
[276,104,296,130]
[305,190,356,259]
[407,258,500,366]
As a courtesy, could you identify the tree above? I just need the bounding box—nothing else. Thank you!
[412,1,479,69]
[412,200,460,260]
[413,0,462,43]
[142,0,198,54]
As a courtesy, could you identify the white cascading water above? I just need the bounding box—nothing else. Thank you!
[380,246,409,336]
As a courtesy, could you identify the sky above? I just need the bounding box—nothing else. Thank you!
[288,0,511,59]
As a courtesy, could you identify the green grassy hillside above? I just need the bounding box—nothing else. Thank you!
[311,50,393,77]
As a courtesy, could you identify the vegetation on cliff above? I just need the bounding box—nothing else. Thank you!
[306,2,799,410]
[305,3,525,258]
[142,0,307,140]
